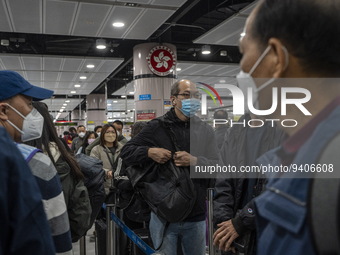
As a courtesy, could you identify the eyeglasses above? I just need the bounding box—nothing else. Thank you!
[175,92,201,99]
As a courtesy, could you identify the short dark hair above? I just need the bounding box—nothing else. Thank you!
[113,120,123,127]
[252,0,340,75]
[213,110,228,120]
[77,125,85,130]
[94,125,102,133]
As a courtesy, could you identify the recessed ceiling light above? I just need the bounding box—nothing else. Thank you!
[112,22,125,28]
[65,100,70,103]
[113,100,118,103]
[219,80,226,83]
[107,104,112,106]
[74,84,81,88]
[240,32,246,37]
[201,45,211,55]
[176,67,181,71]
[121,95,126,98]
[63,103,67,106]
[70,91,76,94]
[61,106,66,109]
[86,64,95,68]
[129,91,134,94]
[96,39,106,49]
[59,109,64,112]
[79,76,87,80]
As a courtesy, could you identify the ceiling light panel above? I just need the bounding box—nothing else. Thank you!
[72,3,112,36]
[99,6,142,38]
[45,0,77,34]
[0,54,124,96]
[152,0,187,7]
[125,9,174,39]
[112,22,125,27]
[7,0,41,33]
[194,16,246,46]
[0,1,11,32]
[21,56,42,70]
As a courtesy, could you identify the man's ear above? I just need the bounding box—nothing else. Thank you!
[170,96,176,106]
[268,38,289,78]
[0,103,9,121]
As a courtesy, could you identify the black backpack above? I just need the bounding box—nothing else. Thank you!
[75,153,106,226]
[126,117,196,223]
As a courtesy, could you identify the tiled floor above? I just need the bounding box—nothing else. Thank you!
[73,225,96,255]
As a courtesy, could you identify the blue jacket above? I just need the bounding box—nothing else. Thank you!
[255,106,340,255]
[0,127,55,255]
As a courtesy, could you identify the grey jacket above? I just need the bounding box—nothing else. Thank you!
[90,142,124,193]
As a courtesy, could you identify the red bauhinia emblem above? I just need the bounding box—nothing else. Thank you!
[146,45,176,76]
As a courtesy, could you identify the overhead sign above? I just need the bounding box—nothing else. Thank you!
[146,45,176,76]
[139,94,152,100]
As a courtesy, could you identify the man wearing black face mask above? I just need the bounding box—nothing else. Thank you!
[0,70,73,255]
[121,79,220,255]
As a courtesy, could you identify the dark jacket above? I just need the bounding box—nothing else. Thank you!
[214,114,284,233]
[215,125,229,149]
[121,108,220,221]
[55,156,92,242]
[0,128,55,255]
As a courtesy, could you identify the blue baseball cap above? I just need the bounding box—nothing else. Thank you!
[0,70,54,101]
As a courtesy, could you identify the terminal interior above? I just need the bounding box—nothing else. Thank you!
[0,0,259,134]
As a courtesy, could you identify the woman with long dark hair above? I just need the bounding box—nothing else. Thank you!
[78,131,98,154]
[90,124,124,194]
[26,102,91,242]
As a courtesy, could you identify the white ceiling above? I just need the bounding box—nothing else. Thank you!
[0,0,259,119]
[0,0,185,39]
[193,0,259,46]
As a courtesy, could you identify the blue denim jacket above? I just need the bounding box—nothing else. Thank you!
[255,106,340,255]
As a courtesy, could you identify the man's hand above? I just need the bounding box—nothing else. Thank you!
[173,151,197,166]
[213,220,239,252]
[148,148,172,164]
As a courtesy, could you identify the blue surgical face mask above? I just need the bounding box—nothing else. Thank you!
[177,98,201,117]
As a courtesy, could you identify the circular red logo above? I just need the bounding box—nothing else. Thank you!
[146,45,176,76]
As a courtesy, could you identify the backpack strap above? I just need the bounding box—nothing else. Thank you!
[310,134,340,254]
[16,143,41,163]
[157,115,181,152]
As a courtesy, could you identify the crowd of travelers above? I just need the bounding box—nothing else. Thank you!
[1,0,340,254]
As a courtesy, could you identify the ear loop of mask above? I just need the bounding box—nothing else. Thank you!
[5,104,25,134]
[249,45,289,75]
[251,45,290,93]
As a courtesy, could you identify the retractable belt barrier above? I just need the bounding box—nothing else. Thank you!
[103,203,156,255]
[110,212,156,255]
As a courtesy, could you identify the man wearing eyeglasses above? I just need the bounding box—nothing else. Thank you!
[121,79,219,255]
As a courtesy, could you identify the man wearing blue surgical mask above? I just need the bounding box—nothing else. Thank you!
[121,79,220,255]
[0,70,73,255]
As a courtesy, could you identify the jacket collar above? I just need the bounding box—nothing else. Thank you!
[164,108,201,126]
